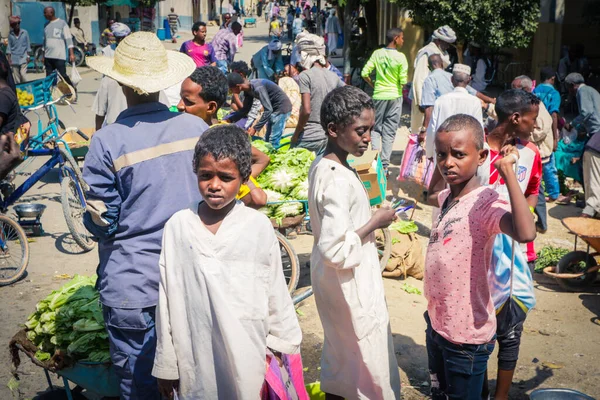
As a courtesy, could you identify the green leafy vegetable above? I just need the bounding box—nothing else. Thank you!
[535,246,570,273]
[25,275,110,364]
[389,220,418,234]
[401,283,422,295]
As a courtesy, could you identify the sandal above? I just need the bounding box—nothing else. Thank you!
[555,195,572,205]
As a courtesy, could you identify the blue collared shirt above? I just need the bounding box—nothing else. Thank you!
[420,68,477,107]
[7,29,31,66]
[83,102,209,308]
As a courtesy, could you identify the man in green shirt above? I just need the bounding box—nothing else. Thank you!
[361,27,408,173]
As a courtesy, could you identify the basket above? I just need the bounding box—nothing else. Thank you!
[15,72,58,110]
[271,213,305,229]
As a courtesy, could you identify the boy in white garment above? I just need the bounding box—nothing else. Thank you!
[308,85,401,399]
[152,125,303,399]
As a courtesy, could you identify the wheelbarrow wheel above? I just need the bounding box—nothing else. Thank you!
[555,251,598,291]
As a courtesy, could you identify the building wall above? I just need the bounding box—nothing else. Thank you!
[159,0,194,30]
[0,0,10,39]
[66,4,100,46]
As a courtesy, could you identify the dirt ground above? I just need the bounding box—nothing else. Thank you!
[0,18,599,400]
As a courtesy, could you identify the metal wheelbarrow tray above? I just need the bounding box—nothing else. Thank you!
[543,217,600,290]
[10,331,119,399]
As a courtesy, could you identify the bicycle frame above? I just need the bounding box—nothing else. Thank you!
[26,104,63,151]
[0,148,85,214]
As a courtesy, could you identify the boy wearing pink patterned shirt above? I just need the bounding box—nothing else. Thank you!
[425,114,536,399]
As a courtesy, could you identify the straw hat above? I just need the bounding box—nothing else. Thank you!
[86,32,196,95]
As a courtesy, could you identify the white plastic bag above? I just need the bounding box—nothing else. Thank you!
[70,65,82,87]
[561,127,577,145]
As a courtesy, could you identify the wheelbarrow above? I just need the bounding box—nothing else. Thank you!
[543,217,600,291]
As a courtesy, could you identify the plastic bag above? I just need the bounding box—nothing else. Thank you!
[398,134,434,188]
[561,127,577,145]
[70,65,82,87]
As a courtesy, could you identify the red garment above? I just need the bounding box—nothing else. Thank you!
[486,139,542,261]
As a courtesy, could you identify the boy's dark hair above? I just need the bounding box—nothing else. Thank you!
[192,21,206,32]
[385,27,403,44]
[230,60,250,77]
[231,21,242,33]
[189,66,228,109]
[227,72,245,88]
[495,89,540,123]
[192,124,252,181]
[437,114,485,150]
[320,86,374,131]
[539,66,556,82]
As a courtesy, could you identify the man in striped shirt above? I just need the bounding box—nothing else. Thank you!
[167,8,180,43]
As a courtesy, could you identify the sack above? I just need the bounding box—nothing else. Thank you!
[381,231,425,280]
[398,134,434,187]
[52,71,77,104]
[70,65,82,87]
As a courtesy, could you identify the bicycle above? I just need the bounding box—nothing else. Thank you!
[22,95,87,157]
[0,213,30,287]
[2,116,94,255]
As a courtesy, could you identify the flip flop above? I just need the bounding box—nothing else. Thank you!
[555,195,572,205]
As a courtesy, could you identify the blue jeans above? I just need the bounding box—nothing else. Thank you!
[103,306,159,400]
[542,153,560,199]
[425,312,495,400]
[216,59,229,74]
[265,112,290,148]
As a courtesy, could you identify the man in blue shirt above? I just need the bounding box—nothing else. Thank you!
[83,32,201,399]
[564,73,600,218]
[533,66,561,202]
[6,16,30,84]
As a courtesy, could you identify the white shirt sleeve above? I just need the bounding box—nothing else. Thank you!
[316,172,364,270]
[265,236,302,354]
[91,78,109,117]
[426,103,440,159]
[152,227,180,380]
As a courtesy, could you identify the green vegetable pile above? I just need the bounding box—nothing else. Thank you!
[535,246,570,273]
[25,275,110,363]
[252,142,315,223]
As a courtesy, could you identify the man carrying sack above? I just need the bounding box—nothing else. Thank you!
[83,32,206,399]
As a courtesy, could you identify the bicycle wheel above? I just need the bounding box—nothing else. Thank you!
[60,167,95,252]
[72,46,85,67]
[376,228,392,273]
[275,231,300,293]
[60,146,86,190]
[0,215,30,286]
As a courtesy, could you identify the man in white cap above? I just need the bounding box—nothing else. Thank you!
[290,32,344,155]
[425,64,483,159]
[251,38,284,80]
[411,25,456,135]
[83,32,204,400]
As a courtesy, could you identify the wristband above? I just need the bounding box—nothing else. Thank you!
[529,206,535,214]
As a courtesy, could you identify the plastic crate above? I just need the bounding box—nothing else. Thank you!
[15,72,58,110]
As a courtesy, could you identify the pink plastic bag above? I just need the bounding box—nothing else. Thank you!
[398,134,434,188]
[261,353,308,400]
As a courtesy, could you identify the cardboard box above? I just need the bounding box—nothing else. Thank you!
[348,150,387,206]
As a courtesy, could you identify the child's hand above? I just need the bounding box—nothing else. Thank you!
[158,378,179,399]
[371,206,397,229]
[494,145,519,171]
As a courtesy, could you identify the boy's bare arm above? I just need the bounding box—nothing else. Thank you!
[497,148,537,243]
[427,166,445,207]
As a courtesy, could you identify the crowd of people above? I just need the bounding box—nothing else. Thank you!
[0,3,599,400]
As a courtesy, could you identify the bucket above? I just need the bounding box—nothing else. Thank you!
[163,18,172,39]
[529,388,595,400]
[156,28,166,41]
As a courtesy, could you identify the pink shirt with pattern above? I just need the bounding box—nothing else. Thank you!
[425,186,510,344]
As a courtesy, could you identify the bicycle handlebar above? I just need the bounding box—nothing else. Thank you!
[22,95,71,112]
[76,130,90,141]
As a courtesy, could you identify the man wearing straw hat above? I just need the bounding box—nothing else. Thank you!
[83,32,203,399]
